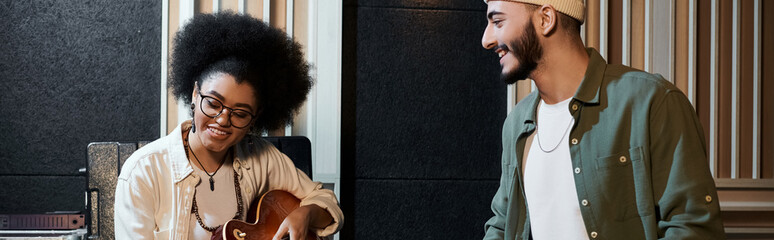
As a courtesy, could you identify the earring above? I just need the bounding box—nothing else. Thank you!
[190,103,196,133]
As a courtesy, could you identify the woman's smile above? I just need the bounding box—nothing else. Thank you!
[206,125,232,139]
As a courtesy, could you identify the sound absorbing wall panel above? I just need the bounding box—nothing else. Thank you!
[342,0,505,239]
[0,1,161,214]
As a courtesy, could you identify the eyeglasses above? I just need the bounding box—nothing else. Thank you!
[197,94,257,129]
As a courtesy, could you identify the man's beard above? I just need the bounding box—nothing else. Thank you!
[500,19,543,84]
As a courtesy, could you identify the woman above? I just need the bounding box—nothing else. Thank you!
[114,12,342,240]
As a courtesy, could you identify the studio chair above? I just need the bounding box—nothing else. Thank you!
[85,136,312,240]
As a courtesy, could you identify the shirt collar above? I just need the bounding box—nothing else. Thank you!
[167,121,249,183]
[520,48,606,127]
[573,48,606,105]
[168,121,193,183]
[522,91,540,127]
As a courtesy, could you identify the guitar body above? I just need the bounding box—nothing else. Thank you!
[219,190,322,240]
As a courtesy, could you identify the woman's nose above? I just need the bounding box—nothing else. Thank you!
[215,109,232,127]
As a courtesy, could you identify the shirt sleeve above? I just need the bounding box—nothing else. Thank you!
[649,90,725,239]
[263,145,344,237]
[483,122,521,240]
[483,160,510,240]
[114,163,157,240]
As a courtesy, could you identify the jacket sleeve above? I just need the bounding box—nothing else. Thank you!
[263,145,343,237]
[484,118,520,240]
[649,90,725,239]
[483,159,511,240]
[114,162,156,240]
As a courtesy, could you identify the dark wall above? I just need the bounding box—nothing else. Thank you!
[0,1,161,214]
[342,1,505,238]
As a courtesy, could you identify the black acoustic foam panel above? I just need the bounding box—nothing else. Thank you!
[353,0,487,10]
[0,176,85,214]
[354,7,504,180]
[0,1,161,213]
[354,180,499,239]
[342,2,507,239]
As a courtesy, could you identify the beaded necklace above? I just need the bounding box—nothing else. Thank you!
[184,129,244,233]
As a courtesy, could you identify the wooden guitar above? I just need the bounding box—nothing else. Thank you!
[215,190,323,240]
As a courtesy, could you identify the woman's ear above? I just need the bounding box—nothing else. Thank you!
[191,81,199,102]
[537,4,557,36]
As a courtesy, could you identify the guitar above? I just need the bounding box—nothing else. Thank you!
[215,190,323,240]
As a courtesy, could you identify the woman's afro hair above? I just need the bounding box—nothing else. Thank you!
[169,11,312,134]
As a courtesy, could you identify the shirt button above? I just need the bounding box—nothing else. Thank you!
[582,199,589,206]
[246,188,252,194]
[705,195,713,203]
[591,231,598,238]
[572,104,578,111]
[619,156,627,163]
[574,167,581,174]
[571,138,579,145]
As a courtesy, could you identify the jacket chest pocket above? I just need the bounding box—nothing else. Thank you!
[593,146,643,221]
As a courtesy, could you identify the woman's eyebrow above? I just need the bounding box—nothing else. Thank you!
[206,90,255,112]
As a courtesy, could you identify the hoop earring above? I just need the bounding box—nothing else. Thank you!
[190,103,196,133]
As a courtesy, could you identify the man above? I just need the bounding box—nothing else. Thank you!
[480,0,725,239]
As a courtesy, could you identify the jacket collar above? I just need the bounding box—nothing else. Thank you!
[168,122,193,183]
[519,48,606,127]
[168,121,248,183]
[519,91,540,129]
[573,48,606,105]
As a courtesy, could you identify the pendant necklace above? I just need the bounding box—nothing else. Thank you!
[185,135,225,191]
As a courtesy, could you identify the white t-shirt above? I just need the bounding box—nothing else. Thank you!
[189,162,239,240]
[523,98,589,240]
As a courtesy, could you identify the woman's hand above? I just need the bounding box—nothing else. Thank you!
[272,205,333,240]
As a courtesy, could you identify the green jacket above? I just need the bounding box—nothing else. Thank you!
[483,49,725,240]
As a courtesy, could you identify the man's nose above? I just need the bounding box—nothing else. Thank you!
[481,24,497,50]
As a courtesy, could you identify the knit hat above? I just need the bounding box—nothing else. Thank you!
[484,0,585,23]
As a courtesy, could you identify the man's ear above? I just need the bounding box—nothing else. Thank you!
[536,4,558,36]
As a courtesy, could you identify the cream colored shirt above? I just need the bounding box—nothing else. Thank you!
[114,121,342,240]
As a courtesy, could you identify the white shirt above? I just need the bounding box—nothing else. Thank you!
[115,121,343,240]
[523,98,589,240]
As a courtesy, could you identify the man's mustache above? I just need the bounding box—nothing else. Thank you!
[496,44,510,53]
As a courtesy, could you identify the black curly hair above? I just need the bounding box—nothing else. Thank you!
[169,11,312,134]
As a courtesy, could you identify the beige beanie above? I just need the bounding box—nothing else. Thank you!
[484,0,585,24]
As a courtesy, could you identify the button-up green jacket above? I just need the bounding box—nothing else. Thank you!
[483,49,725,240]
